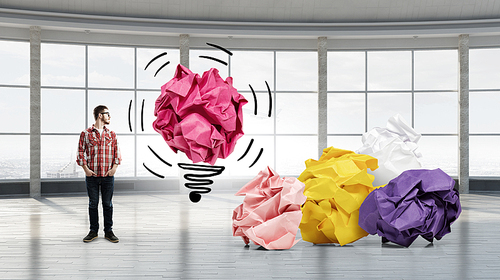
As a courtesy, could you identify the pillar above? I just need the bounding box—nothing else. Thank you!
[179,34,190,193]
[458,34,469,194]
[180,34,189,68]
[30,26,41,198]
[318,37,328,158]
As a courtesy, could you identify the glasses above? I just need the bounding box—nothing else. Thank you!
[100,112,110,117]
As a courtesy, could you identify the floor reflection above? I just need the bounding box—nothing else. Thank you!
[0,192,499,279]
[458,208,470,279]
[30,204,41,279]
[179,205,190,278]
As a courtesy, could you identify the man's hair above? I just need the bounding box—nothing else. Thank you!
[93,105,108,121]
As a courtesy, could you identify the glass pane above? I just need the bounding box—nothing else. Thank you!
[276,51,317,91]
[138,135,180,178]
[137,48,180,90]
[240,91,274,135]
[328,136,364,152]
[470,48,500,90]
[470,136,500,176]
[41,43,85,87]
[0,135,29,179]
[137,91,161,134]
[231,51,274,91]
[470,91,500,133]
[276,136,317,176]
[367,51,411,90]
[328,93,365,134]
[414,50,458,90]
[115,135,134,177]
[328,51,365,91]
[88,46,134,89]
[88,90,135,134]
[41,89,85,133]
[417,136,457,176]
[42,135,82,179]
[414,92,458,134]
[217,135,275,177]
[0,87,30,133]
[367,93,412,130]
[276,93,318,134]
[0,40,29,85]
[190,49,229,78]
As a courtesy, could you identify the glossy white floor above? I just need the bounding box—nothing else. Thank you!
[0,190,499,280]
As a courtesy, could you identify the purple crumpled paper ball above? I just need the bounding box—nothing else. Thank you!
[358,168,461,247]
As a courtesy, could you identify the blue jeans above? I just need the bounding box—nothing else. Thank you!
[86,176,114,233]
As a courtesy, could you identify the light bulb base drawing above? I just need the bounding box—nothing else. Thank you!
[178,163,225,203]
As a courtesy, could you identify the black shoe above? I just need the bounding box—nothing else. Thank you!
[83,231,98,242]
[381,236,390,244]
[105,231,119,243]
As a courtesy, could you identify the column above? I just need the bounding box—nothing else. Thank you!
[318,37,328,158]
[178,34,190,193]
[30,26,41,198]
[458,34,469,194]
[180,34,189,68]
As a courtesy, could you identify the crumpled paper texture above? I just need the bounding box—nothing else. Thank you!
[232,166,307,250]
[356,114,422,187]
[298,147,379,246]
[153,64,247,165]
[358,168,462,247]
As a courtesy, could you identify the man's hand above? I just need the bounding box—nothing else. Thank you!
[83,165,97,177]
[105,165,118,177]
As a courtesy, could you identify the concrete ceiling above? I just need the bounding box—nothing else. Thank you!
[1,0,500,23]
[1,0,500,38]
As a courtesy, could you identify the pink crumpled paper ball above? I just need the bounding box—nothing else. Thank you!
[232,166,307,250]
[153,64,247,165]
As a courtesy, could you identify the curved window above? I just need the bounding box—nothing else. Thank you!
[2,38,500,186]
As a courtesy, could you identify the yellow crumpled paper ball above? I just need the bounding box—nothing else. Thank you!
[298,146,379,246]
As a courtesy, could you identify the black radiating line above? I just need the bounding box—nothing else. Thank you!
[249,148,264,168]
[148,145,172,167]
[144,52,167,70]
[237,139,254,161]
[141,99,145,132]
[143,163,165,179]
[199,55,228,66]
[266,81,272,117]
[154,61,170,77]
[206,42,233,56]
[249,84,258,115]
[128,99,132,132]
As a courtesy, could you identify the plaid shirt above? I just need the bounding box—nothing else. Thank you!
[77,125,121,177]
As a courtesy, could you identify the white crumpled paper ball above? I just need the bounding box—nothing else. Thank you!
[356,114,422,187]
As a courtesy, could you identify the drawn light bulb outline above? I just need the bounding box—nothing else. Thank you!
[128,42,273,202]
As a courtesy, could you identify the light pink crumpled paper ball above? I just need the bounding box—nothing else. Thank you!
[153,64,247,165]
[232,166,307,250]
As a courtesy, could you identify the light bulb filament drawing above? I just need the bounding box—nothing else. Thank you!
[138,42,272,202]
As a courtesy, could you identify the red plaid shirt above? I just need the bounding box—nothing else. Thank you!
[77,125,121,177]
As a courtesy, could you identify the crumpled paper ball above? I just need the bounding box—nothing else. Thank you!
[153,64,247,165]
[358,168,461,247]
[356,114,422,187]
[232,166,307,250]
[298,147,379,246]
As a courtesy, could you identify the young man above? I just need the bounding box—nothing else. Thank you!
[77,105,121,243]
